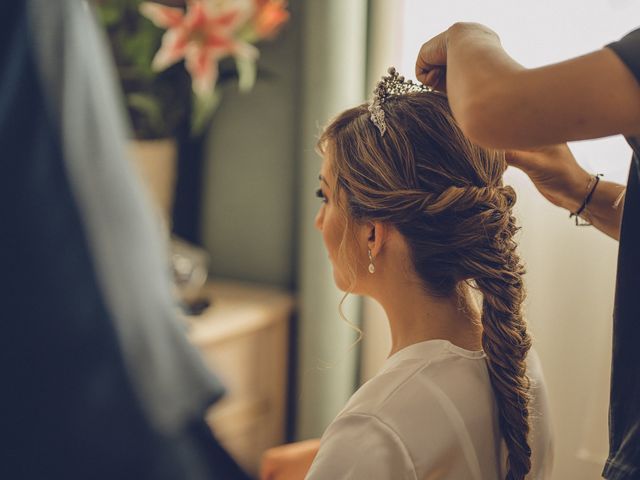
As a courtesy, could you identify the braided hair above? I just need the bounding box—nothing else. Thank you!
[320,92,532,479]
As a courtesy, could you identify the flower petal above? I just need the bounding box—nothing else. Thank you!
[204,32,234,50]
[139,2,184,28]
[208,9,242,29]
[232,41,259,61]
[184,1,208,31]
[185,44,219,96]
[253,1,289,39]
[151,29,189,71]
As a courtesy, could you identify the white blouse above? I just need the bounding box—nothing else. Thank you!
[305,340,554,480]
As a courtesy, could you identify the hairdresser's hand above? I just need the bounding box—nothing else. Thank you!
[260,439,321,480]
[415,22,500,91]
[506,144,592,213]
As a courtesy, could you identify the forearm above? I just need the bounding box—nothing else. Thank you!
[443,25,640,149]
[554,174,625,240]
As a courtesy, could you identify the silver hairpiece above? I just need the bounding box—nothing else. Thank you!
[368,66,434,136]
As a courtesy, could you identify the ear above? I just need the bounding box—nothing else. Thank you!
[364,221,387,258]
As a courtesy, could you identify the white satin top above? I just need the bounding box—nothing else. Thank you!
[306,340,554,480]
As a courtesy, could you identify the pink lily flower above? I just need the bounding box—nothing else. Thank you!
[140,0,258,97]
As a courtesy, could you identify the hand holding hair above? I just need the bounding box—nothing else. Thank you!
[415,22,502,91]
[506,145,624,239]
[505,145,591,213]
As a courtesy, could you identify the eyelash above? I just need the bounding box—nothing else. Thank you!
[316,188,328,204]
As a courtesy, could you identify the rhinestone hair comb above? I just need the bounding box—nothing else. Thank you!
[368,67,434,136]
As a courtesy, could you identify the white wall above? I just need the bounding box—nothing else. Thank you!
[360,1,640,478]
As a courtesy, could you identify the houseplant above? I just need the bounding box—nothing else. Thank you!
[96,0,290,138]
[95,0,289,225]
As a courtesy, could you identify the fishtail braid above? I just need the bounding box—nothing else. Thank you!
[456,190,532,480]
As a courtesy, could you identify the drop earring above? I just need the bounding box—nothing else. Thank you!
[368,249,376,274]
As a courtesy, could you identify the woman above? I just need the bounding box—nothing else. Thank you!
[262,68,553,480]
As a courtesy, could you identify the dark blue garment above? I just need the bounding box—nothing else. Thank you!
[0,3,247,479]
[603,29,640,480]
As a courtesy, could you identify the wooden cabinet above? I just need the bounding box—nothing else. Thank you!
[187,280,294,476]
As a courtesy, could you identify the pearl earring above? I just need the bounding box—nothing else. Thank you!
[368,249,376,274]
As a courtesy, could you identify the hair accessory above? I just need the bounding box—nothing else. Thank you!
[367,249,376,274]
[368,66,434,136]
[570,173,603,226]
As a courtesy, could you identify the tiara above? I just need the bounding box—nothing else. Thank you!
[368,67,435,136]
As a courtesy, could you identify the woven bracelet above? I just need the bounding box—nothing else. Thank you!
[570,174,603,226]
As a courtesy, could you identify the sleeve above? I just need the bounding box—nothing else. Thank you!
[607,28,640,83]
[305,413,417,480]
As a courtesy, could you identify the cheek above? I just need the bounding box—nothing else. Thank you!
[314,205,324,231]
[321,209,343,258]
[322,212,361,291]
[315,206,336,255]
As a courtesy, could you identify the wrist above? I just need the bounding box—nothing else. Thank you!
[559,169,594,213]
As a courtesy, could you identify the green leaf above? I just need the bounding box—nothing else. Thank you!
[191,90,221,137]
[127,92,164,131]
[235,57,258,93]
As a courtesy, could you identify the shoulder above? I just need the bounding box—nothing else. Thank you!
[348,345,496,430]
[309,346,499,478]
[347,342,492,412]
[305,412,417,480]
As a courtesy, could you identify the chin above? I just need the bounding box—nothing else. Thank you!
[332,268,350,292]
[333,268,362,294]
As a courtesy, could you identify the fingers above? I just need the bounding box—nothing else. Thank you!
[506,144,573,167]
[425,67,447,92]
[416,23,501,89]
[504,150,527,168]
[415,30,448,86]
[505,150,550,176]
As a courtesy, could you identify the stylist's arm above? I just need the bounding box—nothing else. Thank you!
[416,22,640,149]
[415,22,523,145]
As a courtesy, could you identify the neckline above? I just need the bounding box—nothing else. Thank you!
[380,339,485,374]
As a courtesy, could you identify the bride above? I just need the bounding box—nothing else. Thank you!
[262,68,553,480]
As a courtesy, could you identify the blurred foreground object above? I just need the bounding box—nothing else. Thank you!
[0,1,249,478]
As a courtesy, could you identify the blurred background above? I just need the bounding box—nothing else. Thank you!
[97,0,640,478]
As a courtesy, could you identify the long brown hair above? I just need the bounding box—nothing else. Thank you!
[320,92,532,480]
